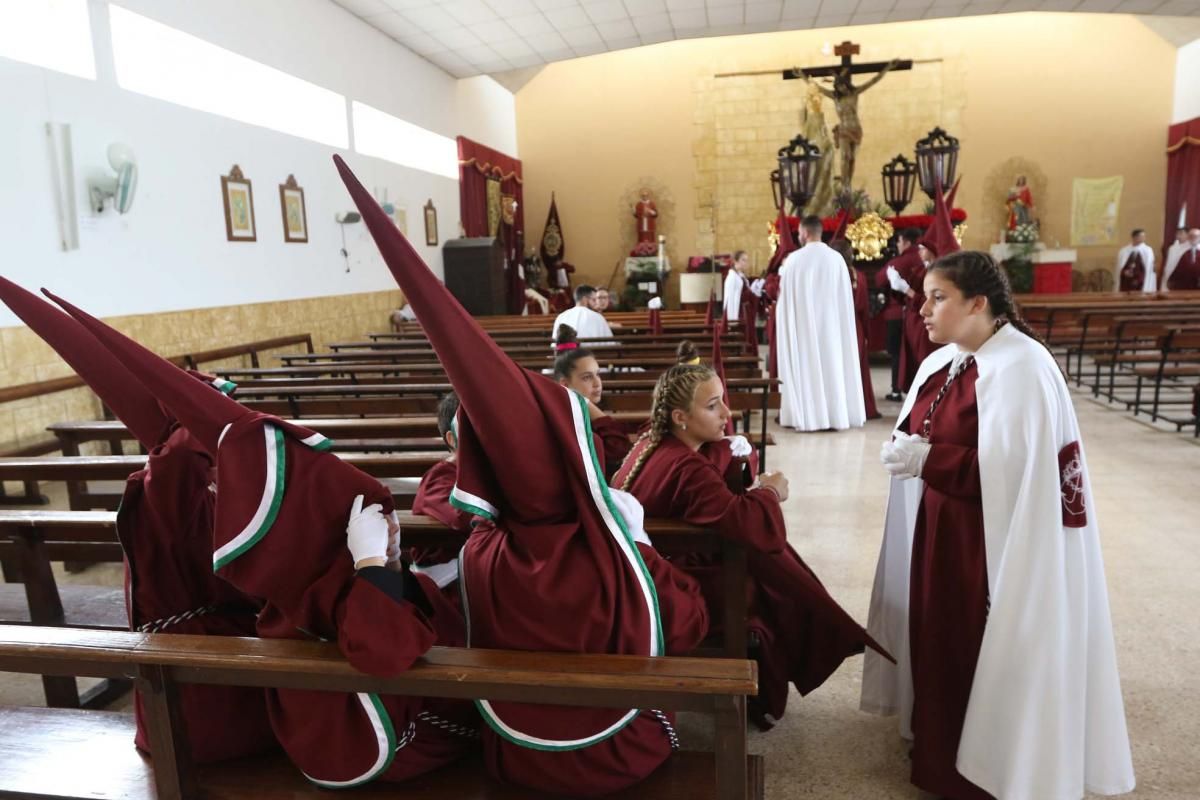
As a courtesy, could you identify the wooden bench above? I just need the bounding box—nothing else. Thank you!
[0,625,762,800]
[1131,330,1200,428]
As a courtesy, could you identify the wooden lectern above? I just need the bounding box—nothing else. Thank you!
[443,237,506,315]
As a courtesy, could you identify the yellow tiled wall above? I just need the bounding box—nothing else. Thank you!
[0,289,401,452]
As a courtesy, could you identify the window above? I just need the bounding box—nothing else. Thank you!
[352,101,458,180]
[0,0,95,79]
[109,5,348,148]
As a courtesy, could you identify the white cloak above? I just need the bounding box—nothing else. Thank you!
[1114,243,1156,292]
[1163,241,1189,286]
[860,324,1135,800]
[723,269,745,322]
[775,242,865,431]
[551,306,613,343]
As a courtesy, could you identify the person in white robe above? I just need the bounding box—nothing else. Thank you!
[775,215,865,431]
[862,250,1134,800]
[1114,228,1157,292]
[551,284,613,344]
[722,250,749,322]
[1162,227,1190,286]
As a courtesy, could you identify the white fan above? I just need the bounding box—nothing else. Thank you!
[88,143,138,214]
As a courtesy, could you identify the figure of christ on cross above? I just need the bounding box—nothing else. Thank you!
[788,42,912,193]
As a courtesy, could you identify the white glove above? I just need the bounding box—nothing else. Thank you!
[880,432,931,480]
[648,297,663,310]
[607,488,651,547]
[886,266,912,294]
[725,434,753,458]
[346,494,389,568]
[749,278,765,297]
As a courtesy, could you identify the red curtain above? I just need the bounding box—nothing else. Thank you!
[1165,118,1200,247]
[457,136,525,313]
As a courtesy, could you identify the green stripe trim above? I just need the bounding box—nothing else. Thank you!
[449,486,498,521]
[302,692,397,788]
[212,425,286,571]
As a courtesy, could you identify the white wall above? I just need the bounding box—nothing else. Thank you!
[1174,38,1200,124]
[0,0,517,326]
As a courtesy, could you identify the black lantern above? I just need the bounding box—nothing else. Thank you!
[777,135,822,215]
[881,154,917,216]
[769,169,782,212]
[915,127,959,199]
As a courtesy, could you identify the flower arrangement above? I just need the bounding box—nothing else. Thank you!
[1006,222,1039,244]
[630,240,658,257]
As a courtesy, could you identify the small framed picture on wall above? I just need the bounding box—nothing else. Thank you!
[221,165,256,242]
[279,174,308,243]
[424,199,438,246]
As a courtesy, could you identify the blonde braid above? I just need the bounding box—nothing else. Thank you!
[620,364,716,491]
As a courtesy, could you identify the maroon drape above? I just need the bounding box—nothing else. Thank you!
[1165,118,1200,247]
[457,137,525,312]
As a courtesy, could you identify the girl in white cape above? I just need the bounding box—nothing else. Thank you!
[861,250,1134,800]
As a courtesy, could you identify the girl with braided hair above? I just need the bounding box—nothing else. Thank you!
[553,324,630,479]
[613,364,888,727]
[864,251,1133,800]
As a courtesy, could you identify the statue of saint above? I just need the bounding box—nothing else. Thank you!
[634,189,658,244]
[799,59,901,191]
[1006,175,1035,231]
[801,86,835,217]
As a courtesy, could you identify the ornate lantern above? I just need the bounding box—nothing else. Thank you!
[914,127,959,199]
[881,154,917,215]
[769,169,783,212]
[777,135,822,215]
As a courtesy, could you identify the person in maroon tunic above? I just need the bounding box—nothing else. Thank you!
[44,290,477,789]
[553,323,632,479]
[831,239,881,420]
[1165,227,1200,290]
[336,155,709,797]
[880,252,1059,800]
[898,184,959,392]
[613,364,890,727]
[0,277,275,765]
[880,228,922,400]
[412,391,474,536]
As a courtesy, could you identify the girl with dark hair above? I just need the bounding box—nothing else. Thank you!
[553,324,630,479]
[614,364,888,727]
[862,251,1134,800]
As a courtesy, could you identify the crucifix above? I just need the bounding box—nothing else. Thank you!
[785,41,913,193]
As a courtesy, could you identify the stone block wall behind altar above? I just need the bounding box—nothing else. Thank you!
[516,13,1175,292]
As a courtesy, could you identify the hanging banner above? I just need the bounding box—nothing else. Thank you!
[1070,176,1123,246]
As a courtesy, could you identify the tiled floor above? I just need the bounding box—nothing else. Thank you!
[2,365,1196,798]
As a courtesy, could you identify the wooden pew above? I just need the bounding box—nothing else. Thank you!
[1130,330,1200,427]
[0,625,762,800]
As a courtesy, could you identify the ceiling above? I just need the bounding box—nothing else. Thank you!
[331,0,1200,79]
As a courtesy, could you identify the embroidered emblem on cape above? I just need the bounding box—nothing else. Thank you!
[1058,440,1087,528]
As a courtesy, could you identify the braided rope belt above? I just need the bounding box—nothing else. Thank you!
[649,709,680,751]
[394,711,481,753]
[136,605,219,634]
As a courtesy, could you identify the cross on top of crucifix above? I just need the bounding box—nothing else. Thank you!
[834,40,859,62]
[785,41,912,83]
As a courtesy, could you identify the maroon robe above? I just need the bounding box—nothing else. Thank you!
[411,458,475,567]
[613,435,884,721]
[1118,250,1146,293]
[896,250,936,392]
[902,362,993,800]
[763,272,782,379]
[591,413,633,480]
[1168,247,1200,290]
[120,423,275,764]
[853,270,881,420]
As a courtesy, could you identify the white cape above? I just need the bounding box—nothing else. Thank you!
[723,269,744,321]
[860,324,1134,800]
[775,242,865,431]
[551,306,613,343]
[1114,243,1156,292]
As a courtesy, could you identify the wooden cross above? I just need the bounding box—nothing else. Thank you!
[784,40,912,81]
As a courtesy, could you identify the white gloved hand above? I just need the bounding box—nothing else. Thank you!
[886,266,912,294]
[346,494,390,568]
[749,278,766,297]
[648,297,663,310]
[880,433,931,480]
[607,488,651,547]
[725,434,753,458]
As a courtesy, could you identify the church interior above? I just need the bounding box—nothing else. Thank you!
[1,1,1199,798]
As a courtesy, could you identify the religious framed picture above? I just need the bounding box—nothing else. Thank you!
[220,165,256,242]
[278,174,308,244]
[423,199,438,246]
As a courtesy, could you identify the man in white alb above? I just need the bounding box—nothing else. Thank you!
[775,215,865,431]
[551,284,613,343]
[1114,228,1157,292]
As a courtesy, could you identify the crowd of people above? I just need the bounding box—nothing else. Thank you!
[0,155,1138,800]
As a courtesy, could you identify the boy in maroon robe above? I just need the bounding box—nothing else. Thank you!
[412,391,475,536]
[43,290,478,789]
[881,228,921,399]
[335,154,709,797]
[0,277,276,764]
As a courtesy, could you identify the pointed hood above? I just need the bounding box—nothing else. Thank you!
[334,154,668,752]
[919,177,961,258]
[42,290,250,456]
[0,277,170,449]
[829,208,851,244]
